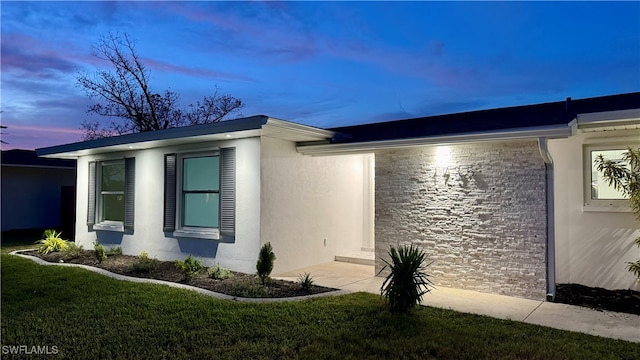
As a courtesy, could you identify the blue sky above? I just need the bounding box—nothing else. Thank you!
[2,1,639,150]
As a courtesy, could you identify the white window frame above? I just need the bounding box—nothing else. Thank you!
[173,151,221,240]
[94,159,126,232]
[583,143,635,212]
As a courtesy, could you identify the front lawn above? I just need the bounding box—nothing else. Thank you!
[2,254,638,359]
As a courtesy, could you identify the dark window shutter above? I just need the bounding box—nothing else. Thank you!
[87,161,96,226]
[164,154,177,232]
[124,157,135,231]
[220,148,236,237]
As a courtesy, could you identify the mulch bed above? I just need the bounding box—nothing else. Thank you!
[554,283,640,316]
[20,250,336,299]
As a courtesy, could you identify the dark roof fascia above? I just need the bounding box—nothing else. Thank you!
[330,92,640,144]
[1,149,76,168]
[36,115,269,157]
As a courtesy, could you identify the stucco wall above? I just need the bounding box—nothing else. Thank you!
[1,166,75,231]
[74,137,262,273]
[549,130,640,291]
[375,140,547,300]
[260,136,367,274]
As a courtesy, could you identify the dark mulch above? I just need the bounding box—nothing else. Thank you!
[554,283,640,315]
[21,250,336,299]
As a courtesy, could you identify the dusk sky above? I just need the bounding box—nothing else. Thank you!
[2,1,639,150]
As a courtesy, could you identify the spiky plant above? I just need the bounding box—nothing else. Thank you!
[595,146,640,279]
[36,229,69,254]
[256,242,276,284]
[379,244,433,313]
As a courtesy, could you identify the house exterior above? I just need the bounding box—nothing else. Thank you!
[37,92,639,300]
[1,149,76,234]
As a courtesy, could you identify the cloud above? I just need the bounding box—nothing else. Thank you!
[1,33,79,77]
[142,58,254,82]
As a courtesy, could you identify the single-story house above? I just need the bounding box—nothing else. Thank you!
[1,149,76,235]
[37,92,640,300]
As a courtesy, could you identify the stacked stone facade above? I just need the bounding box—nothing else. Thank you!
[375,140,547,299]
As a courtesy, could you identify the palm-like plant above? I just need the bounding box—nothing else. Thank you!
[379,244,433,313]
[595,146,640,279]
[36,229,69,254]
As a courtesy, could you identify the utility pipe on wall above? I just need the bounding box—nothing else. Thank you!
[538,137,556,301]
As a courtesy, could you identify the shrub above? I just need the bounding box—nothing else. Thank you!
[105,246,122,256]
[93,240,107,263]
[36,229,69,254]
[128,251,158,273]
[62,242,84,260]
[175,255,203,281]
[379,244,433,313]
[230,282,270,298]
[256,242,276,284]
[208,263,234,280]
[297,273,314,292]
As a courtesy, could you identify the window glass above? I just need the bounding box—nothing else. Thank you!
[182,155,220,228]
[591,149,628,200]
[101,161,125,222]
[183,156,219,191]
[183,193,220,227]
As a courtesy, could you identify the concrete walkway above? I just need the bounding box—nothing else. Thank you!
[274,261,640,343]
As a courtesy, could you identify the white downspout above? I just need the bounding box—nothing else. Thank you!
[538,137,556,301]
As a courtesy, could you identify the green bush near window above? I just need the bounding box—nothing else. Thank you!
[379,244,433,313]
[93,240,107,263]
[128,251,158,273]
[595,146,640,280]
[256,242,276,285]
[36,229,69,255]
[105,246,122,256]
[208,263,233,280]
[175,255,203,281]
[62,242,84,260]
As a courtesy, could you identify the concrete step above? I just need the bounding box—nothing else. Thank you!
[335,250,375,266]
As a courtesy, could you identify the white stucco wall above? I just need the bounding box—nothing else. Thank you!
[260,136,368,274]
[549,129,640,291]
[74,137,262,273]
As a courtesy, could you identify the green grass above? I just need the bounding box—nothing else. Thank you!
[2,254,639,359]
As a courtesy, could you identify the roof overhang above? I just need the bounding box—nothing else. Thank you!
[297,124,571,156]
[36,116,335,159]
[570,108,640,134]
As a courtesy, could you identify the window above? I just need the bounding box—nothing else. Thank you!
[100,161,125,222]
[590,149,627,201]
[583,145,631,209]
[164,148,235,239]
[182,155,220,228]
[87,158,135,231]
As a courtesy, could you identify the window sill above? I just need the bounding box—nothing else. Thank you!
[582,204,632,213]
[173,229,220,240]
[93,223,125,232]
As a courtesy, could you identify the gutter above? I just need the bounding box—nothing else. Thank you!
[538,137,556,301]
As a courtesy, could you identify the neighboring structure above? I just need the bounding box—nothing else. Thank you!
[37,92,640,300]
[1,149,76,234]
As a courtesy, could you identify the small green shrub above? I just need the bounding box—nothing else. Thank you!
[297,273,315,292]
[128,251,158,273]
[105,246,122,256]
[36,229,69,254]
[256,242,276,284]
[208,263,234,280]
[230,282,270,298]
[93,240,107,263]
[379,244,433,313]
[62,242,84,260]
[175,255,203,281]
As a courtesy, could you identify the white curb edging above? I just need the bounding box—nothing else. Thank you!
[9,250,349,303]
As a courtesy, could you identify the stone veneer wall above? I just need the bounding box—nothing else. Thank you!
[375,140,547,300]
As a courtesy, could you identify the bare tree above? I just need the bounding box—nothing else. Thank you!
[77,33,243,140]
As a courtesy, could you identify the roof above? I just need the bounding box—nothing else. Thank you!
[329,92,640,144]
[36,115,335,159]
[1,149,76,168]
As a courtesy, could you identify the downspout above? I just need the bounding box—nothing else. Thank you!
[538,137,556,301]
